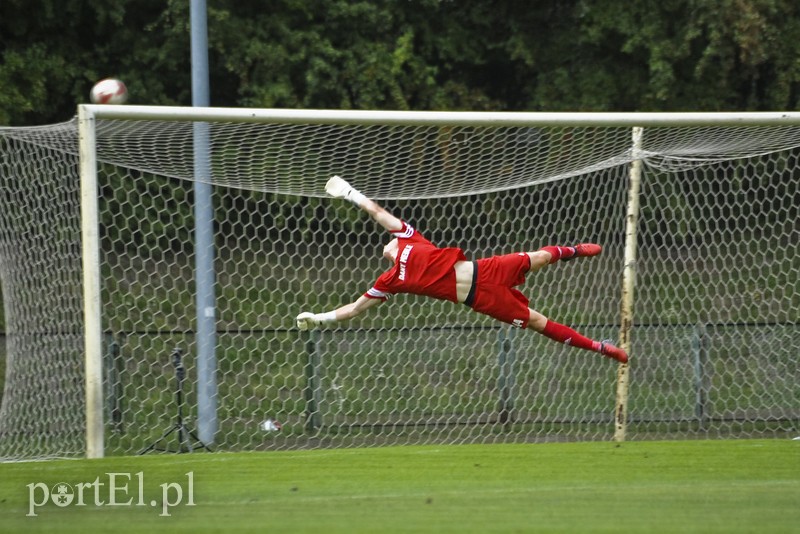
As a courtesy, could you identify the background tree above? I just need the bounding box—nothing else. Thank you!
[1,0,799,125]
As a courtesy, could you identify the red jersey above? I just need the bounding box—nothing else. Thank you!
[365,222,467,303]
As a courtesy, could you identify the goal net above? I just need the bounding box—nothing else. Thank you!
[0,108,797,460]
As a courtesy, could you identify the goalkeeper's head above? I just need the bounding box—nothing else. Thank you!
[382,238,399,263]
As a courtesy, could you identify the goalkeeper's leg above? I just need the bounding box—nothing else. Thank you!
[530,244,602,271]
[528,309,628,363]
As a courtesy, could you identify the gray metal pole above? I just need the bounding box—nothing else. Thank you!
[191,0,217,445]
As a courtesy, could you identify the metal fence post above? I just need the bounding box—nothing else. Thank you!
[104,333,124,433]
[498,327,516,425]
[693,323,709,429]
[305,330,322,432]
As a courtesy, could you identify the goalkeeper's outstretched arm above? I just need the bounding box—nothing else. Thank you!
[325,175,402,232]
[296,295,382,330]
[296,176,393,330]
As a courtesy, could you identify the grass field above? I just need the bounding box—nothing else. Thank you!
[1,439,798,533]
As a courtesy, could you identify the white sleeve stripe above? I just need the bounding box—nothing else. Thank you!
[367,287,391,299]
[391,222,415,239]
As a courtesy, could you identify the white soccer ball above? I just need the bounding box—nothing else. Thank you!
[260,419,282,432]
[90,78,128,104]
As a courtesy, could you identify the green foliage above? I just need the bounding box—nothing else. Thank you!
[0,0,179,124]
[206,0,498,111]
[3,0,800,126]
[577,0,800,110]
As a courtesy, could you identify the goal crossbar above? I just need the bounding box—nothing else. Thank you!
[82,105,800,127]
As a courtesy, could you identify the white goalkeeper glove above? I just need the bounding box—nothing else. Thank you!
[326,175,367,207]
[296,312,319,330]
[296,311,337,330]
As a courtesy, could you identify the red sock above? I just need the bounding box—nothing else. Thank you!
[539,246,575,263]
[541,320,601,352]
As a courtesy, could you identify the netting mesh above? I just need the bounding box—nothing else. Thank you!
[0,113,798,459]
[0,125,85,458]
[92,120,638,198]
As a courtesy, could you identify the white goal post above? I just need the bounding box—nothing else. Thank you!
[1,106,798,460]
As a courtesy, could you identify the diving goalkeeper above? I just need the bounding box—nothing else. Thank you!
[296,176,628,364]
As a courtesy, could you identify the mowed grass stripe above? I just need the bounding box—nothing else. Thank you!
[0,439,797,533]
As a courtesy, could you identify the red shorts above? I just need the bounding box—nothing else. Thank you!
[465,253,531,328]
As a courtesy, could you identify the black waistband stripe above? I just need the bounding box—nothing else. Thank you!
[463,261,478,307]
